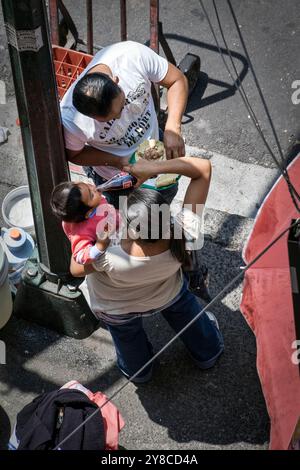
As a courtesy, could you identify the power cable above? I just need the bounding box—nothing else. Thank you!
[226,0,286,164]
[53,2,300,449]
[54,218,300,450]
[198,0,300,211]
[224,0,300,206]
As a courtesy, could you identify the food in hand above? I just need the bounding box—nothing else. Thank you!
[137,139,165,161]
[155,174,179,188]
[135,140,179,188]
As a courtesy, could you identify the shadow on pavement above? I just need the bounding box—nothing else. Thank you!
[0,406,11,450]
[0,315,119,449]
[133,242,269,447]
[146,33,248,116]
[0,241,269,449]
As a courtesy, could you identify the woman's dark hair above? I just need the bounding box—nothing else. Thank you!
[73,72,121,118]
[50,182,90,223]
[124,188,190,266]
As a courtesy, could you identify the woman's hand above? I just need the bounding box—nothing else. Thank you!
[123,159,157,187]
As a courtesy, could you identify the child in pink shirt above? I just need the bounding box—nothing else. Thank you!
[50,181,119,265]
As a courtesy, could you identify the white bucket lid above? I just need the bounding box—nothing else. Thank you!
[0,243,9,287]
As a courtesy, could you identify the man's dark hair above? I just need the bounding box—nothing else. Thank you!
[72,72,121,118]
[50,182,91,223]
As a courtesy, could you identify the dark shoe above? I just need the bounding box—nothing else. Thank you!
[118,365,153,384]
[186,264,212,302]
[192,311,224,369]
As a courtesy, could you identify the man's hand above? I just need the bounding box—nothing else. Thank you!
[123,159,157,187]
[158,63,188,159]
[163,128,185,159]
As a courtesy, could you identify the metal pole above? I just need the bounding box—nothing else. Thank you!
[150,0,159,53]
[158,21,176,65]
[1,0,70,274]
[288,220,300,375]
[120,0,127,41]
[48,0,59,45]
[86,0,93,55]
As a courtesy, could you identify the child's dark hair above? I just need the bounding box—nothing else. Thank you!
[50,182,90,223]
[124,188,190,267]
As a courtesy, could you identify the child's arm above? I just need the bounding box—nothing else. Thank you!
[62,210,116,265]
[73,235,110,265]
[63,219,110,266]
[70,257,95,277]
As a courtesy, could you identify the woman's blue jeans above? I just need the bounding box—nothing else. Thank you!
[105,283,224,381]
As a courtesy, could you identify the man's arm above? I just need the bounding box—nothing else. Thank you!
[158,63,188,159]
[66,146,129,169]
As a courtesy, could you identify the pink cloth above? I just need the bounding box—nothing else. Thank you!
[62,381,125,450]
[240,153,300,450]
[63,196,119,264]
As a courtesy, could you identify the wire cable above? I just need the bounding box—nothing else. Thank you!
[226,0,285,164]
[54,218,300,450]
[198,0,300,211]
[224,0,300,205]
[211,2,281,160]
[53,3,300,449]
[211,0,300,210]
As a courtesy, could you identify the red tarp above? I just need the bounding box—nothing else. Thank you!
[240,153,300,450]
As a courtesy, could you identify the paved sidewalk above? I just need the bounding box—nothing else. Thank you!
[0,103,270,449]
[3,0,295,446]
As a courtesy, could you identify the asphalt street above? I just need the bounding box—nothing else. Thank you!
[60,0,300,166]
[0,0,299,450]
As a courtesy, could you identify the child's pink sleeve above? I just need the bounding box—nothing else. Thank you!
[63,222,104,265]
[72,236,105,265]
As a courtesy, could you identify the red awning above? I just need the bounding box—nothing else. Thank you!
[240,153,300,450]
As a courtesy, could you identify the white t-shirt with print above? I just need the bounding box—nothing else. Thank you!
[61,41,168,179]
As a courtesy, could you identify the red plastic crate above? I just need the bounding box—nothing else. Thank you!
[52,46,93,99]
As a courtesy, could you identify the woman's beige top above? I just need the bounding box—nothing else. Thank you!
[86,244,183,316]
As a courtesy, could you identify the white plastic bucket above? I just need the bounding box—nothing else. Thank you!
[1,186,35,237]
[0,243,13,329]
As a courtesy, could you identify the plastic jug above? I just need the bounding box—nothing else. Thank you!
[0,227,35,286]
[0,242,13,329]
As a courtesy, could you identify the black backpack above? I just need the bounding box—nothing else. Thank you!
[15,389,105,450]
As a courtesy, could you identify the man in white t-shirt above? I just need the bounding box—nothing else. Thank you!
[60,41,188,203]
